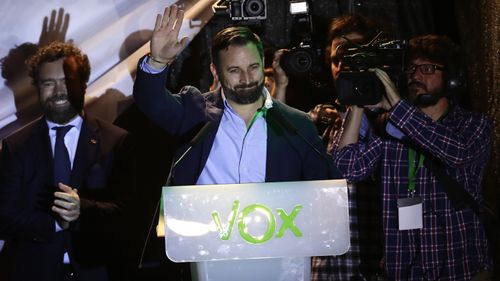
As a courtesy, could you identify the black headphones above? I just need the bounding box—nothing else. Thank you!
[444,66,467,97]
[412,64,467,106]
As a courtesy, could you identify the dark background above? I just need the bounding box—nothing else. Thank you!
[170,0,461,112]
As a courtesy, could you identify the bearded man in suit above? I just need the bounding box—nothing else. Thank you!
[0,42,127,281]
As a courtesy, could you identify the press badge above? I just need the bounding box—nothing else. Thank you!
[397,197,423,230]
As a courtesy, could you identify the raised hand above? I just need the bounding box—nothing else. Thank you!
[272,49,289,88]
[270,49,289,102]
[370,68,401,111]
[38,8,70,47]
[52,183,80,229]
[150,5,189,67]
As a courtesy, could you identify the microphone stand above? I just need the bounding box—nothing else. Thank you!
[137,162,174,269]
[138,121,214,269]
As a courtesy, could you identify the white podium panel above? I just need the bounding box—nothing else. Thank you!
[162,179,350,262]
[191,257,310,281]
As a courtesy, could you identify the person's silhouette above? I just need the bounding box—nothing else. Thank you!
[0,8,71,139]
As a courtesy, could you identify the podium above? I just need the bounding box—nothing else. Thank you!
[161,179,350,281]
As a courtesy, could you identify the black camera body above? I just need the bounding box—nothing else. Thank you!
[280,1,323,77]
[213,0,267,21]
[230,0,266,20]
[336,39,407,105]
[280,43,323,77]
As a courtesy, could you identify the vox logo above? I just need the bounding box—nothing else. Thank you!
[211,200,303,244]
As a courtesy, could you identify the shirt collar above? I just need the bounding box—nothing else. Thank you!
[46,115,83,132]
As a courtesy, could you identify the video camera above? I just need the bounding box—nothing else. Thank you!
[212,0,267,21]
[336,34,407,106]
[280,0,323,77]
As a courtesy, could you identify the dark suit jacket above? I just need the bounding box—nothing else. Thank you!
[133,62,339,185]
[108,103,191,281]
[0,115,127,281]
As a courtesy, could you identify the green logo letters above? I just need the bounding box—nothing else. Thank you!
[211,200,303,244]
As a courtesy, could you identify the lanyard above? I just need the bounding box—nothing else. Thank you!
[406,106,449,196]
[408,148,425,196]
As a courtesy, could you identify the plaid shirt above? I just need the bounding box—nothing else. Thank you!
[311,106,383,281]
[334,100,492,281]
[311,181,383,281]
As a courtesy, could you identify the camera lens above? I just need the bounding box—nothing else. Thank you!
[281,47,314,76]
[243,0,265,17]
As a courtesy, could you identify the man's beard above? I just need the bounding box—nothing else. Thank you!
[222,80,264,105]
[408,81,444,107]
[41,94,79,124]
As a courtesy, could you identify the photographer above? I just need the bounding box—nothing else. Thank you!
[334,35,493,280]
[275,14,386,281]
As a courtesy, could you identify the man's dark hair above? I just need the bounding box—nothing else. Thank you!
[408,35,461,73]
[28,41,90,86]
[1,43,39,84]
[325,14,381,65]
[211,26,264,68]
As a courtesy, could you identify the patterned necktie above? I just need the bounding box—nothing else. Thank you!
[53,125,73,186]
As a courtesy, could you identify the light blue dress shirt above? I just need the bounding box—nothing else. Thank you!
[141,56,274,185]
[197,92,273,185]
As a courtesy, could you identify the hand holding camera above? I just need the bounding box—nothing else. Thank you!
[370,68,401,110]
[336,35,406,106]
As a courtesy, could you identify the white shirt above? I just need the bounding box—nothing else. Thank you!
[46,115,83,168]
[46,115,83,263]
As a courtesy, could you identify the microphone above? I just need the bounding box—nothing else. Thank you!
[267,107,332,164]
[189,120,216,146]
[138,121,214,269]
[173,121,215,167]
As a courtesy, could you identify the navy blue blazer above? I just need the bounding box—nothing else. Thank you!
[133,63,339,185]
[0,115,127,281]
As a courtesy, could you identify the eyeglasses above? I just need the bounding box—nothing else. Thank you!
[404,64,444,75]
